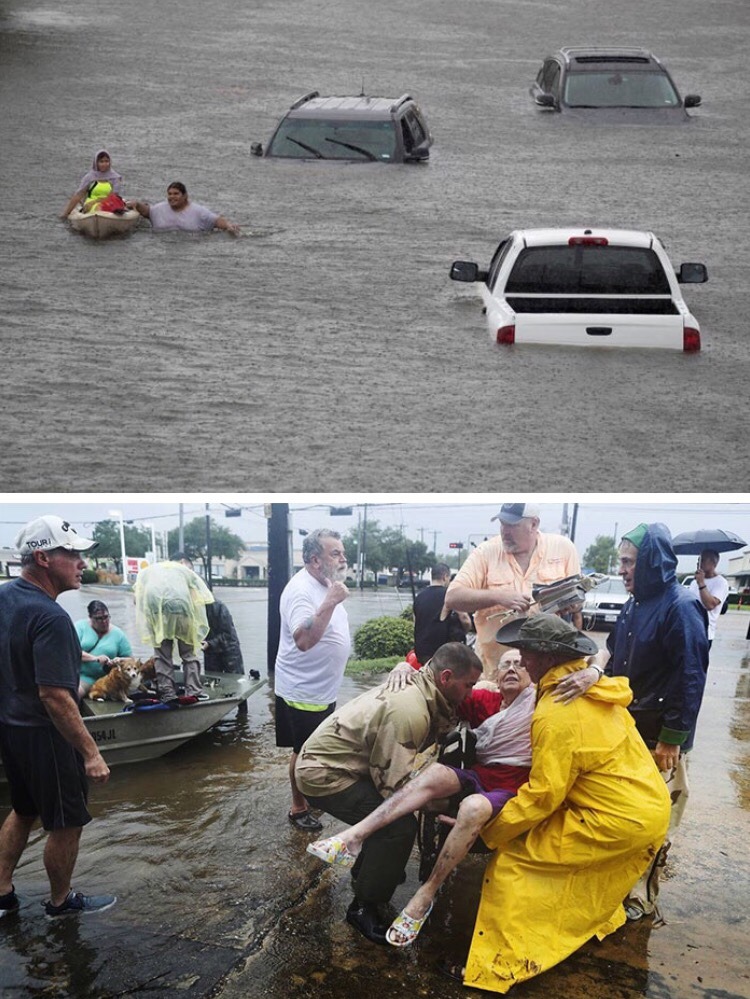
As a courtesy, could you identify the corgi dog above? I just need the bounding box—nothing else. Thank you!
[87,657,156,704]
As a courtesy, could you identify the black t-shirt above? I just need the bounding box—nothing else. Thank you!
[0,577,81,726]
[413,584,466,663]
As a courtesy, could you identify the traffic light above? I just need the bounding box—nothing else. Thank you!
[448,542,464,549]
[330,506,353,516]
[225,508,242,518]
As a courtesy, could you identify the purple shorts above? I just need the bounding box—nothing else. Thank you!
[444,765,517,818]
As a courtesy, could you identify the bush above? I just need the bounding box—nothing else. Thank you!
[81,569,98,584]
[400,604,414,621]
[354,616,414,659]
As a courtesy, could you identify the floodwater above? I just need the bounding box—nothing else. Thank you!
[1,0,749,489]
[1,588,749,998]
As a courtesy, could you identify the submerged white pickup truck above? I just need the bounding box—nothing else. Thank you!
[450,228,708,351]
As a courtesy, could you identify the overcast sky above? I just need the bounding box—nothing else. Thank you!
[1,493,748,573]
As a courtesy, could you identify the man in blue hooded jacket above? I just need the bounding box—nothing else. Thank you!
[591,522,708,919]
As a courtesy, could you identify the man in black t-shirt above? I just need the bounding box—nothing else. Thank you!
[0,515,116,919]
[413,563,472,664]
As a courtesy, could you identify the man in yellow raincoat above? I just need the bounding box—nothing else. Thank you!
[134,558,214,706]
[458,613,670,994]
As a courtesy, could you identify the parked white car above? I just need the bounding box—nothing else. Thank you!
[582,575,630,630]
[450,228,708,351]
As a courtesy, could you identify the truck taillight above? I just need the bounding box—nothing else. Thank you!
[683,327,701,352]
[568,236,608,246]
[497,324,515,344]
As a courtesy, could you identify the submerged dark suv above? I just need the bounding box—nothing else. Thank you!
[530,47,702,122]
[251,91,432,163]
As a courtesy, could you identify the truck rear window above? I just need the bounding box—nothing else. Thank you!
[505,246,671,295]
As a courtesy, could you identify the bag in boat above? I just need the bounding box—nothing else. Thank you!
[97,192,128,214]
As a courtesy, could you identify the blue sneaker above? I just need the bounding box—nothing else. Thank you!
[44,890,117,917]
[0,887,19,917]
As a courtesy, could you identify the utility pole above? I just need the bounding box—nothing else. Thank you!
[178,503,185,553]
[205,503,213,591]
[359,503,368,591]
[431,531,440,555]
[267,504,291,675]
[570,503,579,543]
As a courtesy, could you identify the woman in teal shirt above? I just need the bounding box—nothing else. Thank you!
[76,600,133,697]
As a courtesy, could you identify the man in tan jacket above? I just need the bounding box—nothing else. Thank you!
[295,642,482,944]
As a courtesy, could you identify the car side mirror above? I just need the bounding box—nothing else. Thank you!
[677,262,708,284]
[535,93,555,107]
[250,142,264,157]
[684,94,702,108]
[450,261,481,283]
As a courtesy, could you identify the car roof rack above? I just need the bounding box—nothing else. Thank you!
[389,94,413,112]
[289,90,320,110]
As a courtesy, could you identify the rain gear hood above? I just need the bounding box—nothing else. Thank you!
[134,560,214,652]
[608,523,708,748]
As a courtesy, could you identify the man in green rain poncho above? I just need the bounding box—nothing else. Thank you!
[134,558,214,706]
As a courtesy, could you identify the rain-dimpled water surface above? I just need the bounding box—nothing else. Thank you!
[1,0,748,489]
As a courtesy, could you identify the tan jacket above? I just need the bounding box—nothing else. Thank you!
[295,669,455,798]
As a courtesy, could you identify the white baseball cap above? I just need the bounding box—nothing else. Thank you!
[15,515,98,555]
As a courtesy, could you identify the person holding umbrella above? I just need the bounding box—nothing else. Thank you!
[671,529,745,651]
[688,550,729,649]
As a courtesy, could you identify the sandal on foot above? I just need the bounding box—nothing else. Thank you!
[385,902,434,947]
[306,835,356,869]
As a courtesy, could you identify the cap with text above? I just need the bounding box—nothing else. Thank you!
[15,515,98,555]
[491,503,542,525]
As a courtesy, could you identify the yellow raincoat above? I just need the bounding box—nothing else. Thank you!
[134,561,214,652]
[464,659,671,994]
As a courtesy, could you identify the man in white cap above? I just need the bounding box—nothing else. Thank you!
[0,516,116,919]
[444,503,581,672]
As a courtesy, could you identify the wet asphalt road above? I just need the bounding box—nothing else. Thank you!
[1,592,748,999]
[0,0,749,489]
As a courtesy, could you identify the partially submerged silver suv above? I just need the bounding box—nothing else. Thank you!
[251,91,432,163]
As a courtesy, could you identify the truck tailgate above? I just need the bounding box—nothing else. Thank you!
[512,312,684,349]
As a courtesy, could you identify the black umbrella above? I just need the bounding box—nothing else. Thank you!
[671,529,747,555]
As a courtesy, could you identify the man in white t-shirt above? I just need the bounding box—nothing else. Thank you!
[274,528,350,832]
[689,549,729,649]
[129,181,239,234]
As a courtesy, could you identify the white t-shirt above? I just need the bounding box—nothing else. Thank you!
[274,568,351,704]
[149,200,218,232]
[689,574,729,640]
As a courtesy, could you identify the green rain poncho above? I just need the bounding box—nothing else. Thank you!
[134,561,214,652]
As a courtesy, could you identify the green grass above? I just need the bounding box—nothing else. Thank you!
[345,655,404,677]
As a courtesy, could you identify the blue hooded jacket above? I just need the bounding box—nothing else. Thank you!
[606,523,708,749]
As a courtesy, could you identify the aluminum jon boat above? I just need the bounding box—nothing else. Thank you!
[0,672,265,781]
[68,205,141,238]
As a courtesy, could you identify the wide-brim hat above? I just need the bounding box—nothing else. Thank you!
[496,613,599,658]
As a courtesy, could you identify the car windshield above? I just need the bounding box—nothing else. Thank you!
[505,246,671,295]
[564,70,680,108]
[598,578,628,594]
[268,118,397,160]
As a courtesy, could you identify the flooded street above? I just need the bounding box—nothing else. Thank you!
[1,589,749,998]
[1,0,749,489]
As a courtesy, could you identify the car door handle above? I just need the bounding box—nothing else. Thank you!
[586,327,613,336]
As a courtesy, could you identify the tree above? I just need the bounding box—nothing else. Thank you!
[91,520,151,571]
[342,520,435,583]
[582,535,619,574]
[166,518,244,576]
[379,527,434,582]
